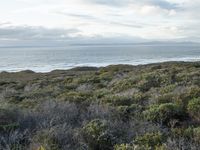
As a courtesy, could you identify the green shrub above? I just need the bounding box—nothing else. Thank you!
[187,97,200,121]
[114,144,134,150]
[112,78,138,92]
[99,65,132,74]
[134,132,165,149]
[184,127,200,143]
[137,73,162,92]
[19,99,38,109]
[59,91,93,103]
[171,128,186,138]
[116,104,142,120]
[0,123,19,132]
[73,75,94,84]
[94,89,111,99]
[32,130,60,150]
[187,86,200,99]
[8,95,25,104]
[82,119,115,150]
[99,72,113,82]
[159,84,176,94]
[102,96,134,106]
[144,103,184,126]
[114,143,167,150]
[191,127,200,143]
[0,109,20,132]
[174,86,200,110]
[64,83,77,90]
[132,92,147,104]
[89,76,102,84]
[63,77,73,84]
[155,93,174,104]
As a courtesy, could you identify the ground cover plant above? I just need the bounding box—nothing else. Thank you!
[0,61,200,150]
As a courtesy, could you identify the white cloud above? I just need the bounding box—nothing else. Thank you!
[0,0,199,45]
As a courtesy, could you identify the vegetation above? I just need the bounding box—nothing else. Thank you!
[187,97,200,122]
[0,61,200,150]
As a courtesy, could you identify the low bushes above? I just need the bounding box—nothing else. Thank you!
[182,127,200,144]
[0,109,20,132]
[82,119,116,150]
[187,97,200,121]
[101,93,146,106]
[154,93,174,104]
[102,96,134,106]
[134,132,166,149]
[59,91,93,104]
[114,144,134,150]
[137,73,162,92]
[31,130,60,150]
[1,62,200,149]
[144,103,185,126]
[112,78,138,92]
[116,104,142,120]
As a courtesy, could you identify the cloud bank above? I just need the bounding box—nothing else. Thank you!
[0,0,199,46]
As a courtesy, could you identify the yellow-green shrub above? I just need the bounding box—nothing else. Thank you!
[144,103,184,125]
[114,144,134,150]
[187,97,200,121]
[134,132,165,149]
[82,119,115,150]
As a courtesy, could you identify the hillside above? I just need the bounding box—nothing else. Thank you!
[0,61,200,150]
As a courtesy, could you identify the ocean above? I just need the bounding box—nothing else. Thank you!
[0,44,200,72]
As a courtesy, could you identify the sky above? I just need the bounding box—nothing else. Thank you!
[0,0,200,46]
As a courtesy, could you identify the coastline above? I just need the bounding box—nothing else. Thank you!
[1,60,200,73]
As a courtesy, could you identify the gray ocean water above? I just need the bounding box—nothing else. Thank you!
[0,45,200,72]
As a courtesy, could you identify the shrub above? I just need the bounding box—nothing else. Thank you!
[0,109,20,132]
[187,97,200,121]
[134,132,165,149]
[0,130,30,150]
[35,101,79,128]
[137,74,161,92]
[31,130,60,150]
[187,86,200,99]
[94,89,111,99]
[99,72,113,82]
[7,95,25,104]
[164,137,200,150]
[191,127,200,143]
[159,85,176,95]
[155,93,174,104]
[114,144,134,150]
[144,103,184,126]
[19,99,38,109]
[132,92,148,104]
[102,96,134,106]
[183,127,200,144]
[116,104,142,120]
[59,91,93,104]
[112,78,137,92]
[177,86,200,104]
[82,119,116,150]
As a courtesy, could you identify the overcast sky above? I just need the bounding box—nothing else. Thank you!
[0,0,200,46]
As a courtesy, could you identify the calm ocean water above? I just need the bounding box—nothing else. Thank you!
[0,45,200,72]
